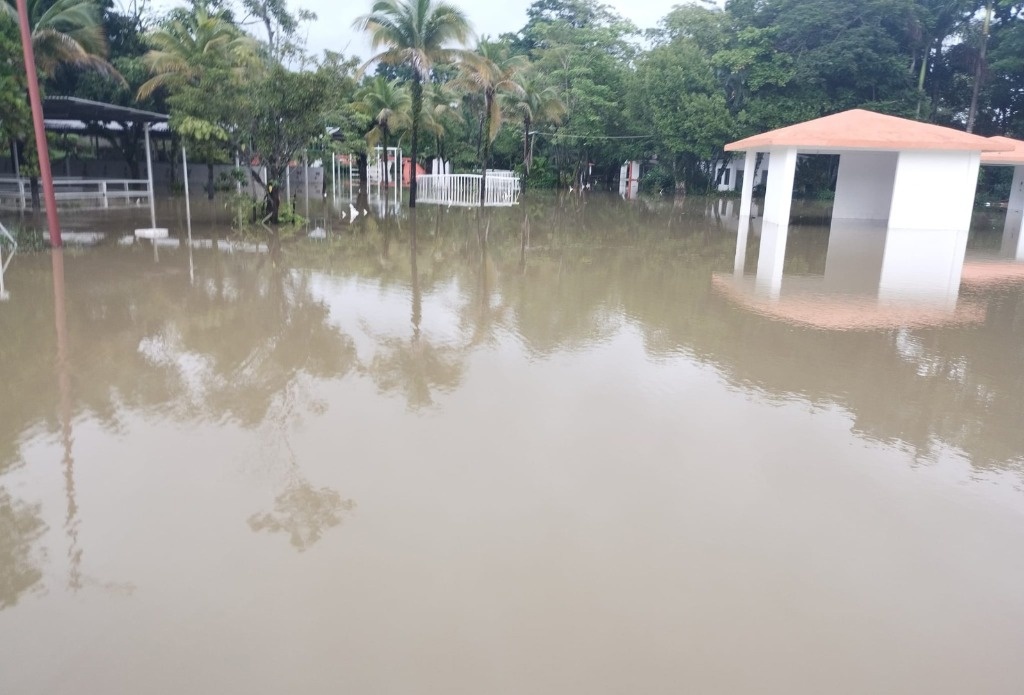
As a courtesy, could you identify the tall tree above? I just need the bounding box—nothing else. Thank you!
[454,40,527,205]
[353,0,472,207]
[355,76,411,193]
[139,6,256,197]
[1,0,118,78]
[501,70,564,187]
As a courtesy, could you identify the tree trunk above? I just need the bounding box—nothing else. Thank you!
[480,94,492,208]
[409,76,423,207]
[967,0,993,133]
[915,41,930,119]
[522,115,531,195]
[206,161,215,200]
[382,128,390,196]
[358,153,368,194]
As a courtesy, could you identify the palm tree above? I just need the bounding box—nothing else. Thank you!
[420,81,461,168]
[138,7,257,198]
[502,71,565,189]
[453,40,527,206]
[353,0,472,207]
[355,77,411,194]
[2,0,117,78]
[137,7,256,99]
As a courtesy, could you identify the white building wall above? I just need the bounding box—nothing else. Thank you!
[888,150,980,231]
[719,154,769,193]
[832,152,898,221]
[822,219,887,293]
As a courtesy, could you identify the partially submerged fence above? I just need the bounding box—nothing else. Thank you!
[416,173,520,207]
[0,177,151,210]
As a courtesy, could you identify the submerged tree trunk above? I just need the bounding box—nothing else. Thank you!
[409,75,423,207]
[480,92,493,208]
[382,129,390,198]
[357,153,369,195]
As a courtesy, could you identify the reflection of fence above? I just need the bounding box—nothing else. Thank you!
[0,177,151,210]
[416,174,520,207]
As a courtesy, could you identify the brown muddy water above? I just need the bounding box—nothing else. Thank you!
[1,194,1023,693]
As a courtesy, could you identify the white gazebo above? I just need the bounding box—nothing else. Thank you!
[726,109,1010,231]
[980,136,1024,260]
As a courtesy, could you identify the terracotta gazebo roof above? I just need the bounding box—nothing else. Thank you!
[981,136,1024,165]
[725,109,1011,153]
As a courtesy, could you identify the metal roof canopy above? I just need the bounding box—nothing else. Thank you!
[43,96,168,124]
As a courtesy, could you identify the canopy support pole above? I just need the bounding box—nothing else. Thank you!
[16,0,60,246]
[144,124,156,229]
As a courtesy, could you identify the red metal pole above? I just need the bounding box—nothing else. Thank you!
[15,0,61,247]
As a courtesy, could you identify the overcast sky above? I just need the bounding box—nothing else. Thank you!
[145,0,710,62]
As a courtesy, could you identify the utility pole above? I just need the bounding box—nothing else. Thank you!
[15,0,61,247]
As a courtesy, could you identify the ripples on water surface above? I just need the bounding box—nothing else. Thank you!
[1,195,1023,694]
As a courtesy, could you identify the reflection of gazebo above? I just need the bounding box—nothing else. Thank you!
[980,136,1024,260]
[717,218,984,330]
[2,97,168,211]
[726,109,1009,230]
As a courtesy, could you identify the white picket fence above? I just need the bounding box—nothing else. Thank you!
[416,173,520,207]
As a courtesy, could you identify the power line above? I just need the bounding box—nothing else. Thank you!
[529,131,654,140]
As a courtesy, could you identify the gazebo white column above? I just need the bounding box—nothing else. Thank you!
[755,220,789,298]
[738,149,757,219]
[1000,165,1024,260]
[733,216,750,275]
[761,147,798,226]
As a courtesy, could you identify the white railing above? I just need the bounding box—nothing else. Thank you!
[416,174,520,207]
[0,177,151,210]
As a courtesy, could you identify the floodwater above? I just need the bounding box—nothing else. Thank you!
[1,194,1023,694]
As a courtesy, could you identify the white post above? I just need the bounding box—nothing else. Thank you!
[235,151,242,195]
[755,221,789,299]
[0,244,5,299]
[100,181,108,208]
[1002,165,1024,260]
[762,147,798,227]
[285,160,291,210]
[332,152,336,200]
[182,146,194,283]
[144,124,157,229]
[738,150,756,219]
[734,217,750,276]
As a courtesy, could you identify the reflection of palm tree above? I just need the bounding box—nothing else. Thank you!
[369,211,465,408]
[248,480,355,552]
[0,488,46,610]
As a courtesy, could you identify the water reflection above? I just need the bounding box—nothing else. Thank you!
[1,195,1024,691]
[716,219,979,328]
[248,481,355,552]
[0,488,46,609]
